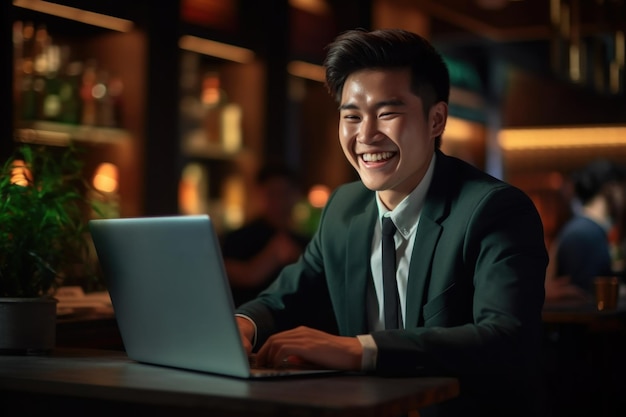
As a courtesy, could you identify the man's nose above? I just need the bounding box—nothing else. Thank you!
[357,117,382,144]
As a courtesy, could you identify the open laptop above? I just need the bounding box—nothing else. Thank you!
[89,214,339,379]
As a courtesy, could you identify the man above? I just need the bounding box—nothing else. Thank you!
[222,161,310,306]
[236,29,548,416]
[554,159,625,293]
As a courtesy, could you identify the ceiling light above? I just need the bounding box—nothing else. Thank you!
[13,0,133,32]
[179,36,254,63]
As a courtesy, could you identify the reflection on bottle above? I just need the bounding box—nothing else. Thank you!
[222,103,242,153]
[179,163,209,215]
[221,174,245,231]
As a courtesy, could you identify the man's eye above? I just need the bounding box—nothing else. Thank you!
[379,112,397,118]
[342,114,360,121]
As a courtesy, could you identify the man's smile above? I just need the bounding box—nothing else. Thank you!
[361,151,397,163]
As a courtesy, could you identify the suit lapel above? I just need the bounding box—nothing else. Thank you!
[406,217,442,327]
[406,152,452,327]
[344,199,377,336]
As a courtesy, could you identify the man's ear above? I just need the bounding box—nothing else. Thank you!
[430,102,448,137]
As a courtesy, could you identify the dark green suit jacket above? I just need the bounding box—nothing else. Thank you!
[237,151,548,416]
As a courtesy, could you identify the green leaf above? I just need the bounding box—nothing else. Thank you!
[0,143,101,297]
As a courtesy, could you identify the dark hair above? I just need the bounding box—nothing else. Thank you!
[573,159,624,204]
[323,28,450,148]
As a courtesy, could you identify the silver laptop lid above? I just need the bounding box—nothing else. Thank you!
[89,215,251,378]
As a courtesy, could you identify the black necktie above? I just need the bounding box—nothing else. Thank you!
[382,216,399,329]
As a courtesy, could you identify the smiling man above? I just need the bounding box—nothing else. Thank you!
[235,29,548,417]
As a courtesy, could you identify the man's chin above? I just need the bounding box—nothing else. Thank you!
[360,178,388,192]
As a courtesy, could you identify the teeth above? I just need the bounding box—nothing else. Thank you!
[362,152,394,162]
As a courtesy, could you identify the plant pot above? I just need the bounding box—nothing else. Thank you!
[0,297,58,355]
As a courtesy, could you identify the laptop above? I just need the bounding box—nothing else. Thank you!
[89,214,339,379]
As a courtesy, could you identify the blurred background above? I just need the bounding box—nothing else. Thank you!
[5,3,625,414]
[3,0,626,250]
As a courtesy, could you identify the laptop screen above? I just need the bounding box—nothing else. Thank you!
[90,215,252,378]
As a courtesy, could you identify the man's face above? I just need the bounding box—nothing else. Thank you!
[338,68,447,210]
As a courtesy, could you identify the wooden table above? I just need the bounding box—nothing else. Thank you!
[0,348,459,417]
[541,296,626,417]
[542,296,626,326]
[56,313,124,350]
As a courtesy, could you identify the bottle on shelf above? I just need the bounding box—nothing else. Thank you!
[221,98,242,153]
[107,73,124,128]
[188,71,243,154]
[13,19,127,135]
[93,69,113,127]
[179,52,204,154]
[18,21,37,121]
[32,24,50,121]
[13,21,24,113]
[201,71,228,147]
[80,59,98,126]
[41,44,63,121]
[179,162,210,215]
[58,60,84,125]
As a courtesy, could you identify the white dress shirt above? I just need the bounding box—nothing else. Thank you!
[357,153,435,371]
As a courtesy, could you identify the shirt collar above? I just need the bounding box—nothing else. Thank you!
[376,153,436,239]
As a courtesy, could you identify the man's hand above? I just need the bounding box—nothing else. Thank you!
[236,316,255,355]
[255,326,363,371]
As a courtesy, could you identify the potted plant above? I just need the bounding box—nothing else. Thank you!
[0,142,95,354]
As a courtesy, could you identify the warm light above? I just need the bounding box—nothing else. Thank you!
[308,184,330,208]
[610,61,621,94]
[201,75,221,105]
[560,4,570,38]
[550,0,560,27]
[179,35,254,63]
[13,0,133,32]
[444,116,485,142]
[569,43,581,82]
[10,160,32,187]
[287,60,326,82]
[221,104,242,153]
[499,126,626,150]
[179,163,208,215]
[289,0,330,15]
[92,162,119,193]
[222,175,245,230]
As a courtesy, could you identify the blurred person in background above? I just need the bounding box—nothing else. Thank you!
[221,161,310,307]
[552,159,626,294]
